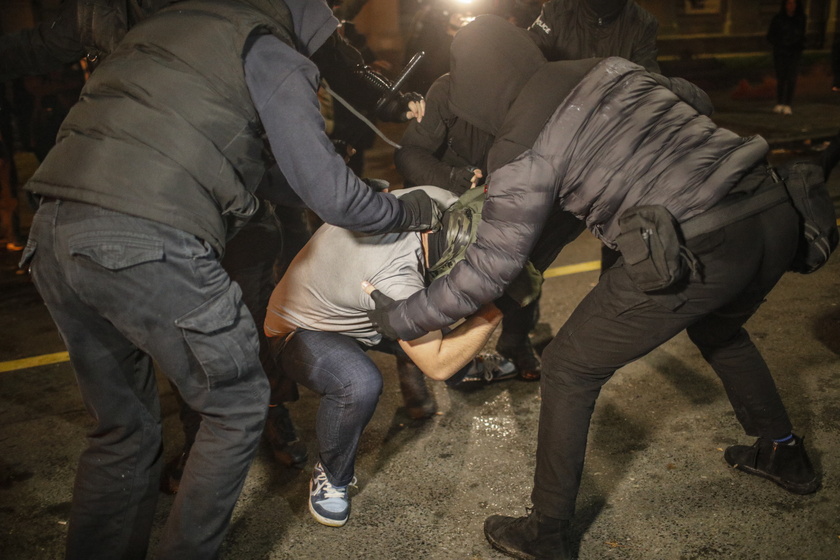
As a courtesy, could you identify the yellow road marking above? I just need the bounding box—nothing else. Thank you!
[543,260,601,278]
[13,220,840,374]
[0,261,605,374]
[0,351,70,373]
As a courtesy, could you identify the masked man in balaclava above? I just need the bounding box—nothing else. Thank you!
[368,16,821,559]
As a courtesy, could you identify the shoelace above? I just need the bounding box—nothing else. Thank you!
[312,472,346,499]
[478,354,503,381]
[312,470,358,499]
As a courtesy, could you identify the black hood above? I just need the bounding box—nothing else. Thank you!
[244,0,337,56]
[589,0,628,21]
[448,15,546,135]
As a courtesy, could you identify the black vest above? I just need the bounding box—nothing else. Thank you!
[27,0,295,252]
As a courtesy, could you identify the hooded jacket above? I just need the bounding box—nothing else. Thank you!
[394,22,545,193]
[528,0,660,72]
[387,15,768,340]
[26,0,405,253]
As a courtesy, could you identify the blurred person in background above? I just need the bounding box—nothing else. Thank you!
[767,0,806,115]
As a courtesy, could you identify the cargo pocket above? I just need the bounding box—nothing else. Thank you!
[68,231,164,270]
[175,282,258,389]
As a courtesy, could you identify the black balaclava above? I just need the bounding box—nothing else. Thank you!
[427,227,447,270]
[448,15,546,135]
[590,0,627,20]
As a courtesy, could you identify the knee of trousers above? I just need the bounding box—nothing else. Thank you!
[540,332,617,388]
[339,371,384,410]
[687,324,753,354]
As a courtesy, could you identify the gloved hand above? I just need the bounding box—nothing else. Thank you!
[449,166,482,192]
[449,166,476,191]
[362,281,400,340]
[398,188,443,232]
[376,91,425,123]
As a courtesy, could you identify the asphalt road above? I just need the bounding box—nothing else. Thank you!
[1,75,840,559]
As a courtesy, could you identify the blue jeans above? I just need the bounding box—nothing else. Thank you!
[23,200,269,560]
[273,330,385,486]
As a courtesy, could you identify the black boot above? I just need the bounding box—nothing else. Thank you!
[484,508,572,560]
[496,338,541,381]
[724,434,819,494]
[263,404,308,469]
[396,356,437,420]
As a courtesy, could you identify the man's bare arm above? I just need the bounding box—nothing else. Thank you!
[362,281,501,380]
[398,303,501,380]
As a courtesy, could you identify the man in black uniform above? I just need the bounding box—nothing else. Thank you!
[369,16,822,560]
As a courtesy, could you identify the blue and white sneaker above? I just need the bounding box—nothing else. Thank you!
[309,461,354,527]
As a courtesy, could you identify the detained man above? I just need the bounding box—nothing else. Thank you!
[264,186,534,527]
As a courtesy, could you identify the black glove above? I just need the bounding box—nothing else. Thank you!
[399,189,442,232]
[449,166,477,192]
[376,91,424,123]
[366,289,400,340]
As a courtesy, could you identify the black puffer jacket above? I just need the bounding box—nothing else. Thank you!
[387,15,767,340]
[528,0,660,72]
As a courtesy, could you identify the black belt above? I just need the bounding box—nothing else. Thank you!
[680,166,789,240]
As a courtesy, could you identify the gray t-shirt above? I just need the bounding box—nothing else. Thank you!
[265,186,458,346]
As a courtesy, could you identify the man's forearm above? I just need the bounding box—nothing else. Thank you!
[399,304,502,380]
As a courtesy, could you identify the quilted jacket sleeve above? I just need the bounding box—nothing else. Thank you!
[387,150,559,340]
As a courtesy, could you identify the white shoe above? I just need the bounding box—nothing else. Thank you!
[773,104,785,113]
[782,105,793,115]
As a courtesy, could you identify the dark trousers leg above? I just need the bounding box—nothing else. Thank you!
[532,201,798,520]
[28,201,269,560]
[174,205,291,451]
[498,299,539,347]
[774,53,801,105]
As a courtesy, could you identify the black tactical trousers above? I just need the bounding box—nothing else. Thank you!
[532,199,800,520]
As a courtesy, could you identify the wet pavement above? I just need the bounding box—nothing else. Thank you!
[1,66,840,559]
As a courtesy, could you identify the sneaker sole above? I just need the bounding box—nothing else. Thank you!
[308,500,348,527]
[728,462,820,495]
